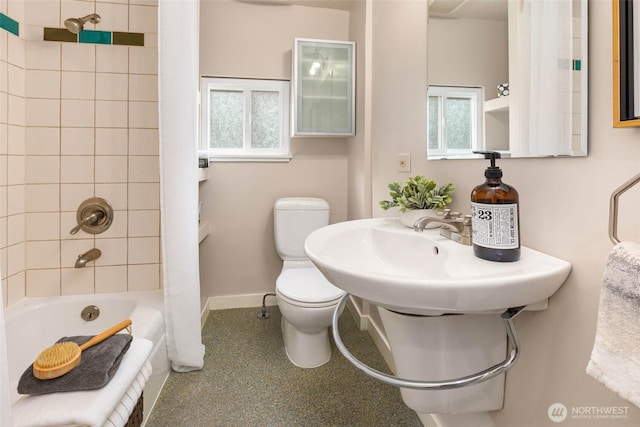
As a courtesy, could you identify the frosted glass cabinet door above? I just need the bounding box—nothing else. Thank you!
[293,38,355,136]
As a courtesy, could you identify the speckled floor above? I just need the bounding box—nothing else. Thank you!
[146,306,422,426]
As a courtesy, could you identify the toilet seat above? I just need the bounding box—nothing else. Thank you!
[277,267,344,306]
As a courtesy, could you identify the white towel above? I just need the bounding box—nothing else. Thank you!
[587,241,640,408]
[12,338,152,427]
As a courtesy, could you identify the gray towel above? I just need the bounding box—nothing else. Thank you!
[17,334,132,395]
[586,241,640,407]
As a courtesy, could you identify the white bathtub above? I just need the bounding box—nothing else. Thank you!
[4,290,170,425]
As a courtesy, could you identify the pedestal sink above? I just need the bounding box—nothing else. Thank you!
[305,217,571,316]
[304,217,571,422]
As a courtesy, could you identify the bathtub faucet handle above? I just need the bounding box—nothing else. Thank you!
[70,211,104,235]
[70,197,114,235]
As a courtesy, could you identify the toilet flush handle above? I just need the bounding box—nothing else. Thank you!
[331,293,525,391]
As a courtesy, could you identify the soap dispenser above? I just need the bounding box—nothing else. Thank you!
[470,151,520,262]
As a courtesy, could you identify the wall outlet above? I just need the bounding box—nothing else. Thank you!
[397,153,411,172]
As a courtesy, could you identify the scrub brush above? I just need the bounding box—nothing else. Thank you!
[32,319,132,380]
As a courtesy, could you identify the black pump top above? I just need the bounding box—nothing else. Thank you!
[474,151,503,179]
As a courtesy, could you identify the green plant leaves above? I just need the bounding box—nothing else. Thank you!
[379,175,455,212]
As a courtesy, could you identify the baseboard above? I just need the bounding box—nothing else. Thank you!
[200,299,211,328]
[345,296,369,331]
[208,292,278,311]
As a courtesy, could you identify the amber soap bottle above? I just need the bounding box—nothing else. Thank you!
[470,151,520,262]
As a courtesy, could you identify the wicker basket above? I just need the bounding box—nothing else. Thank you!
[124,393,144,427]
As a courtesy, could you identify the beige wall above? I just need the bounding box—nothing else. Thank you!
[1,0,161,307]
[428,17,509,151]
[346,0,370,221]
[428,17,508,96]
[198,0,350,299]
[370,0,640,424]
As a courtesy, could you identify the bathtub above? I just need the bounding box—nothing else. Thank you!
[4,290,169,425]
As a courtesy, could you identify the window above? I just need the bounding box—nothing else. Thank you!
[427,86,483,157]
[200,77,291,161]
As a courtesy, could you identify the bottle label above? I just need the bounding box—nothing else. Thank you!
[471,202,519,249]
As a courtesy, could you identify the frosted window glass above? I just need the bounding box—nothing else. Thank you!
[250,91,280,149]
[209,90,243,149]
[446,98,472,150]
[428,96,440,150]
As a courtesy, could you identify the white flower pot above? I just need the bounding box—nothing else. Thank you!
[398,209,439,228]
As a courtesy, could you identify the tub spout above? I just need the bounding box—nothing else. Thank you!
[75,248,101,268]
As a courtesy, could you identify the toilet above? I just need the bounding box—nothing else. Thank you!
[274,197,345,368]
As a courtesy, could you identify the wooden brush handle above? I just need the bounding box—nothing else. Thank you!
[79,319,132,351]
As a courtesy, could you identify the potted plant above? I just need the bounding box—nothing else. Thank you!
[379,175,455,227]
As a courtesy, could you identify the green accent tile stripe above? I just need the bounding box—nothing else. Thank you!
[44,27,77,42]
[573,59,582,71]
[79,30,111,44]
[0,13,19,36]
[113,31,144,46]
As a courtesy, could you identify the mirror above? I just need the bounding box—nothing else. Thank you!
[613,0,640,127]
[427,0,588,159]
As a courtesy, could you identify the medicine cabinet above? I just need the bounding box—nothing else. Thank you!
[292,38,355,137]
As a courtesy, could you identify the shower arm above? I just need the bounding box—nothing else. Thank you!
[331,293,524,391]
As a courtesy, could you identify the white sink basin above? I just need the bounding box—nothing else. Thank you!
[305,218,571,315]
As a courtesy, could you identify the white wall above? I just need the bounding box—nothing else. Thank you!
[198,0,350,299]
[370,0,640,424]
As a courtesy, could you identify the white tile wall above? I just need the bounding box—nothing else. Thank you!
[26,127,60,155]
[95,265,126,293]
[1,0,161,306]
[96,128,127,155]
[95,100,127,127]
[25,69,60,98]
[26,212,60,241]
[26,268,60,297]
[25,184,58,212]
[96,73,127,100]
[60,183,93,211]
[61,71,95,100]
[96,45,127,73]
[95,155,127,182]
[61,127,95,155]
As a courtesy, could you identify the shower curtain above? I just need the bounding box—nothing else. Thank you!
[516,0,572,157]
[158,0,205,371]
[0,265,12,424]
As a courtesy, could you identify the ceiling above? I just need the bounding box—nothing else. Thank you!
[429,0,508,21]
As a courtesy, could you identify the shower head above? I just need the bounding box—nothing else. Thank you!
[64,13,101,34]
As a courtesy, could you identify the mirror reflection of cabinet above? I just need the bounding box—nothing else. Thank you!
[292,38,355,137]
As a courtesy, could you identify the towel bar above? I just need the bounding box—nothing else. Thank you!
[609,172,640,244]
[331,293,524,390]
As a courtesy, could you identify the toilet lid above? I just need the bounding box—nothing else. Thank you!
[277,268,344,304]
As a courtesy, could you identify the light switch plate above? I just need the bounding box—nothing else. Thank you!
[397,153,411,172]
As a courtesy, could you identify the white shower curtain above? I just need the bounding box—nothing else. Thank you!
[516,0,572,157]
[158,0,205,371]
[0,266,13,424]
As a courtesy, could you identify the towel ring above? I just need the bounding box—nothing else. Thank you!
[609,172,640,244]
[331,293,524,390]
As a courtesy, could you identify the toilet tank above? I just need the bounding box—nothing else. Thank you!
[274,197,330,260]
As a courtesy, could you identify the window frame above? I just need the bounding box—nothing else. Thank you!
[427,85,484,157]
[200,77,291,162]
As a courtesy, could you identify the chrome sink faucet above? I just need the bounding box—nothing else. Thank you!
[413,209,473,246]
